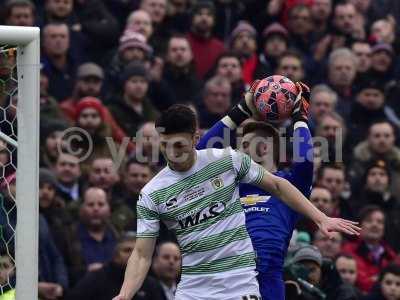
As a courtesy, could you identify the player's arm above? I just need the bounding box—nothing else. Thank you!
[113,237,156,300]
[255,170,360,238]
[290,82,313,196]
[196,80,261,150]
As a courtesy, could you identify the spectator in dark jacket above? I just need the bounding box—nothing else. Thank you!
[66,233,165,300]
[38,214,69,300]
[2,0,36,26]
[342,205,400,294]
[107,63,159,137]
[162,34,202,104]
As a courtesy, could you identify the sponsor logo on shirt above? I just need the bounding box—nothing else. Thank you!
[178,202,225,229]
[240,194,271,206]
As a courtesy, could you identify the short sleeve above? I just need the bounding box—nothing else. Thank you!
[230,148,265,185]
[136,192,160,238]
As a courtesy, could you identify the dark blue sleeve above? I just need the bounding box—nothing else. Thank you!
[290,125,314,197]
[196,121,236,150]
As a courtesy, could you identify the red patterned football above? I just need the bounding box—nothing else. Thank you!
[253,75,298,123]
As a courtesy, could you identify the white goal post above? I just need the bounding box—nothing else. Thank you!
[0,26,40,300]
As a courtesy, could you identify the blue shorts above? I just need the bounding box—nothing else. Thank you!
[257,271,285,300]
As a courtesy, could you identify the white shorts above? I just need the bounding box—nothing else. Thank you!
[174,268,261,300]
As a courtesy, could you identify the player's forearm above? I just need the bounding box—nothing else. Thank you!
[263,175,326,224]
[119,250,152,299]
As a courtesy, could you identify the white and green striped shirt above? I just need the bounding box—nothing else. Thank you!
[137,148,264,298]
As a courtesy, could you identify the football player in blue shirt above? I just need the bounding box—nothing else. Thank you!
[196,81,356,300]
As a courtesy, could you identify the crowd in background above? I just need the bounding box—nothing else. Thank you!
[1,0,400,299]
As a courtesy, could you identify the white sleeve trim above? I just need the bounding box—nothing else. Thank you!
[294,121,308,130]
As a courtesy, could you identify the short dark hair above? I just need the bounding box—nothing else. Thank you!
[155,104,197,135]
[334,253,356,263]
[125,156,152,172]
[242,121,280,165]
[216,51,242,67]
[278,50,304,69]
[154,241,180,258]
[358,204,385,224]
[378,264,400,282]
[316,163,345,182]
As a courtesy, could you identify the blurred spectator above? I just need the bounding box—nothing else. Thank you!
[162,34,202,104]
[342,205,399,293]
[187,1,225,79]
[310,186,335,217]
[347,81,400,148]
[364,264,400,300]
[368,43,396,84]
[40,68,65,121]
[230,21,258,85]
[276,50,306,83]
[370,18,396,45]
[41,22,79,101]
[351,160,400,252]
[3,0,35,26]
[66,233,165,300]
[215,52,245,104]
[309,84,338,133]
[213,0,244,42]
[66,187,118,284]
[151,241,181,300]
[42,0,75,25]
[0,249,15,299]
[0,173,16,243]
[332,2,358,39]
[350,121,400,200]
[125,9,153,41]
[87,157,136,233]
[351,41,372,75]
[287,245,358,300]
[163,0,191,34]
[335,254,358,286]
[197,76,231,129]
[315,112,348,162]
[255,22,289,79]
[38,214,69,300]
[39,168,73,258]
[313,230,343,259]
[54,153,83,203]
[108,63,159,137]
[135,122,165,171]
[316,163,353,220]
[287,4,314,56]
[310,0,332,39]
[326,48,358,119]
[139,0,169,55]
[40,119,68,169]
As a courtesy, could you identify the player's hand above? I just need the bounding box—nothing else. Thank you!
[318,216,361,239]
[292,82,310,124]
[112,294,128,300]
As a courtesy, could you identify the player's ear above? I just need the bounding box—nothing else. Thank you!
[193,131,200,145]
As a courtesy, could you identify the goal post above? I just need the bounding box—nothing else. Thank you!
[0,26,40,300]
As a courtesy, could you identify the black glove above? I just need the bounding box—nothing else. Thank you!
[227,80,260,126]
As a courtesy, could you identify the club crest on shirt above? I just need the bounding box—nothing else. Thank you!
[240,194,271,206]
[211,177,224,190]
[166,197,178,210]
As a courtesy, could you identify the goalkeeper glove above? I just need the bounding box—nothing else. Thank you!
[292,81,311,124]
[227,80,260,126]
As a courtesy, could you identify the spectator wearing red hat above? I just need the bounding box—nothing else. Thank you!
[254,22,289,80]
[230,21,258,85]
[342,205,399,293]
[187,1,225,79]
[72,97,116,174]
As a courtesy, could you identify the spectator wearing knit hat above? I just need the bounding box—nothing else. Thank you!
[40,119,69,169]
[254,22,289,80]
[230,21,258,85]
[107,63,159,137]
[187,0,225,79]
